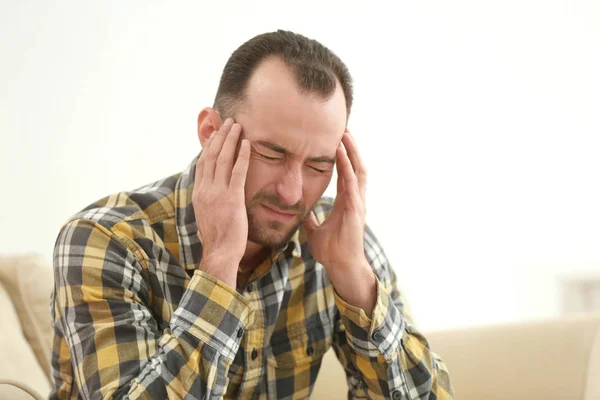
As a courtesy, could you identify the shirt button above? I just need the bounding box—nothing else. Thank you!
[251,348,258,360]
[306,345,314,356]
[247,283,254,292]
[236,328,244,338]
[392,390,402,400]
[372,330,382,341]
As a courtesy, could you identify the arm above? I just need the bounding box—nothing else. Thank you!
[302,131,453,398]
[51,219,250,399]
[331,225,453,400]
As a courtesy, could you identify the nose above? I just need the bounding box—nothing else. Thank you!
[275,164,303,206]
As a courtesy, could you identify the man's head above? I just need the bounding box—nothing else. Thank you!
[197,30,353,250]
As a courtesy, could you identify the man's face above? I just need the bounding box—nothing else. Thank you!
[234,57,347,250]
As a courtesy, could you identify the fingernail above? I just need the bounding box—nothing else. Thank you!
[209,131,216,139]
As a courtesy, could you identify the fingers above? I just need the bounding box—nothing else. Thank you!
[341,131,367,202]
[214,122,243,184]
[203,118,235,182]
[195,130,217,184]
[197,118,249,192]
[230,139,251,190]
[302,210,320,234]
[336,147,345,194]
[336,145,359,195]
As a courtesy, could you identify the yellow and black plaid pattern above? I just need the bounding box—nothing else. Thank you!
[50,155,453,399]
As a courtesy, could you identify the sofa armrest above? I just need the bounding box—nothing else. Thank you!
[426,314,600,400]
[585,320,600,400]
[0,282,51,399]
[0,380,46,400]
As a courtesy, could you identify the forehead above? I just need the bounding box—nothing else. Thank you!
[236,57,347,155]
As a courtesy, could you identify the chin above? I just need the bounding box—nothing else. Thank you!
[247,217,301,250]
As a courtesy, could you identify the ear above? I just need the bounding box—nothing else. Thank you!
[197,107,223,147]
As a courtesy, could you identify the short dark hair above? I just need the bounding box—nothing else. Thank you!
[214,30,353,120]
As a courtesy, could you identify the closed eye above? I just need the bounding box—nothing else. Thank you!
[257,152,329,173]
[308,166,328,173]
[259,154,281,161]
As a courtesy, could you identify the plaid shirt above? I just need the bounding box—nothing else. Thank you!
[50,155,453,400]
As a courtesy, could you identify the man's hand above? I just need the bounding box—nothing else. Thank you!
[303,131,377,316]
[193,118,250,288]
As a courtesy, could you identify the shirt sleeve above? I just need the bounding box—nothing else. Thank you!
[331,224,454,400]
[51,219,251,399]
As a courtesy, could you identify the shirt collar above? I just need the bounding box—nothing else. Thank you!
[174,154,302,271]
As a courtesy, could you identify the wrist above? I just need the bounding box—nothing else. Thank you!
[198,253,240,289]
[328,259,377,318]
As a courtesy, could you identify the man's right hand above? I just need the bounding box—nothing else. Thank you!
[192,118,250,288]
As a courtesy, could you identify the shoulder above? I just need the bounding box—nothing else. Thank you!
[311,196,335,223]
[59,173,180,246]
[311,196,383,247]
[311,196,388,266]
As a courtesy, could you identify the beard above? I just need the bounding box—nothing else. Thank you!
[246,190,309,250]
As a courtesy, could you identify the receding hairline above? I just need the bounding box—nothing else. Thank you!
[215,55,346,120]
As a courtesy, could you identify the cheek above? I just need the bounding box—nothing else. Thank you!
[244,160,277,199]
[302,174,332,204]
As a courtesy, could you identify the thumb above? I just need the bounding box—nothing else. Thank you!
[303,211,319,235]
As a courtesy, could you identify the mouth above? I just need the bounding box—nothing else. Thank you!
[260,204,297,221]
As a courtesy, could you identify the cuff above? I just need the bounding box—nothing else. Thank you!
[171,269,252,361]
[335,276,405,360]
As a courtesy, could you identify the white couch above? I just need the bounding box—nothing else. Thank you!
[1,255,599,400]
[313,313,600,399]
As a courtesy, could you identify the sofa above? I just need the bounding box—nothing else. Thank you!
[1,254,599,400]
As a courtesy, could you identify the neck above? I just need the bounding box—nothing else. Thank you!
[240,241,270,271]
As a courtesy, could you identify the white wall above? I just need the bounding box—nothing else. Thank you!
[1,0,599,331]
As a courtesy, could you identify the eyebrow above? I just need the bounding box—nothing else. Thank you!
[254,140,336,164]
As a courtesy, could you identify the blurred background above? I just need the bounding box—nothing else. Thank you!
[1,0,599,332]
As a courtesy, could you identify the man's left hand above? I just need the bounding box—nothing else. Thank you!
[303,131,377,317]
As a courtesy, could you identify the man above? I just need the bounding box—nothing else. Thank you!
[50,30,453,399]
